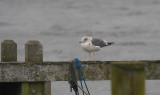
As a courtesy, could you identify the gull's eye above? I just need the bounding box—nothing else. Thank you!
[84,38,88,41]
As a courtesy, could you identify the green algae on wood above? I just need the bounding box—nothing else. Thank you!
[1,40,17,62]
[44,82,51,95]
[21,82,45,95]
[111,61,145,95]
[21,83,29,95]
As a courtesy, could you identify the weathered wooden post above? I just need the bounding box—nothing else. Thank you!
[0,40,21,95]
[25,40,43,63]
[21,40,51,95]
[111,62,145,95]
[1,40,17,62]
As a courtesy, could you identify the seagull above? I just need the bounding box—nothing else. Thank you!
[79,36,114,61]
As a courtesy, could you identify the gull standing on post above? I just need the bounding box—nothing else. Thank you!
[79,36,114,61]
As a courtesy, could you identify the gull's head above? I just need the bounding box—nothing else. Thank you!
[79,36,92,44]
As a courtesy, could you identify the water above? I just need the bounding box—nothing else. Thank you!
[52,80,160,95]
[1,0,160,95]
[0,0,160,61]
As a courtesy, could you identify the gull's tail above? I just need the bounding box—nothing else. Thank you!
[107,42,114,46]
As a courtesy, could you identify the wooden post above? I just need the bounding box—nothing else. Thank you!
[22,40,51,95]
[0,40,21,95]
[44,82,51,95]
[25,40,43,63]
[111,62,145,95]
[1,40,17,62]
[21,83,29,95]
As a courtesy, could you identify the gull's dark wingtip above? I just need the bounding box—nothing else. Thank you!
[107,42,114,46]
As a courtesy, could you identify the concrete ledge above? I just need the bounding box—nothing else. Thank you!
[0,60,160,82]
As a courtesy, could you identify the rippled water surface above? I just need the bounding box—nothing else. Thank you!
[0,0,160,61]
[52,80,160,95]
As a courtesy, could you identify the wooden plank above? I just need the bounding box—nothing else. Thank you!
[0,61,160,82]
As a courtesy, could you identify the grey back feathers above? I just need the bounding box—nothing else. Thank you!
[92,38,114,48]
[92,38,106,48]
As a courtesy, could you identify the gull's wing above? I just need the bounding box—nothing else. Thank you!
[91,38,107,48]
